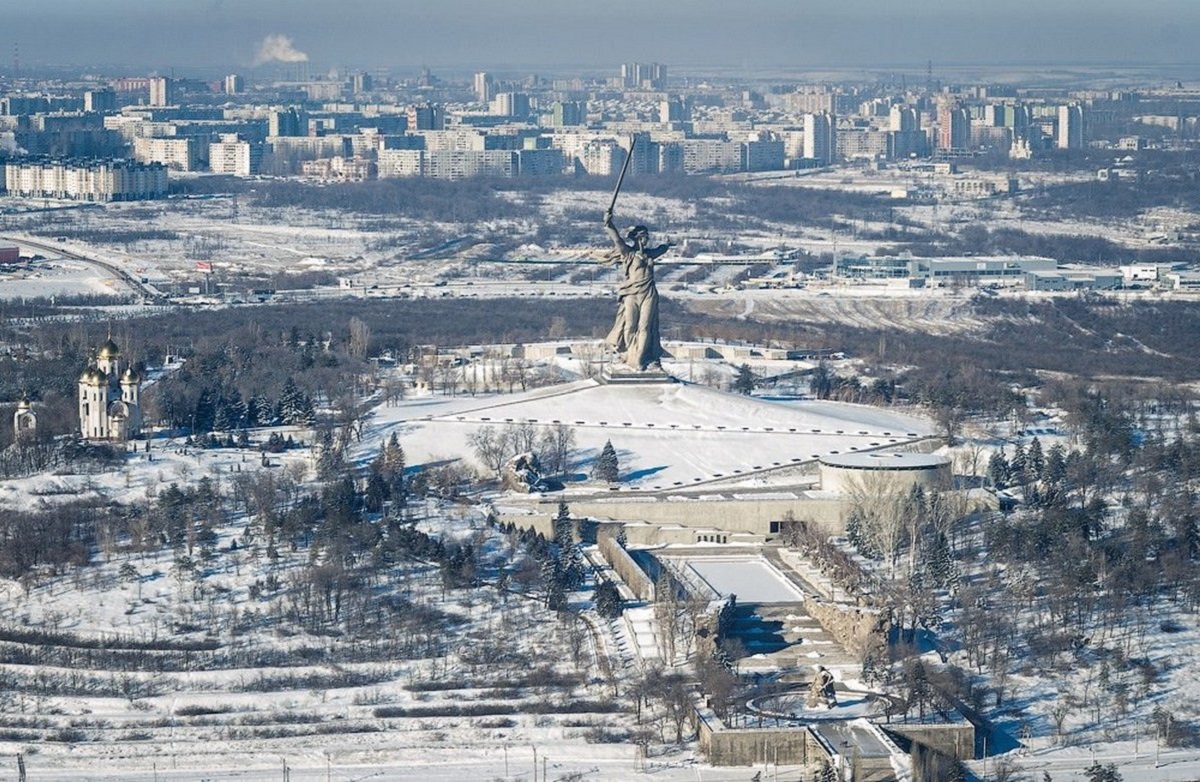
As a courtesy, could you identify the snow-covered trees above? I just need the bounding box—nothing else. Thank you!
[365,432,407,512]
[591,440,619,483]
[594,580,623,618]
[733,363,755,395]
[277,377,315,426]
[553,501,586,591]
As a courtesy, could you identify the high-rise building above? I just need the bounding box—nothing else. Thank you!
[134,137,203,171]
[351,72,373,95]
[620,62,666,90]
[660,96,690,124]
[804,112,836,165]
[407,103,444,131]
[268,107,307,137]
[786,89,835,114]
[491,92,531,119]
[889,105,918,133]
[224,74,244,95]
[473,71,493,103]
[210,134,262,176]
[4,158,168,202]
[148,76,175,107]
[937,103,971,151]
[550,101,585,127]
[84,88,117,113]
[1057,103,1084,149]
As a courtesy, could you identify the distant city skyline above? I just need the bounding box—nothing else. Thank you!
[6,0,1200,73]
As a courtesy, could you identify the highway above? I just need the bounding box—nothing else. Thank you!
[1,233,163,299]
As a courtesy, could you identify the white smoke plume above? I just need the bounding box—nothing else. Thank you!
[253,34,309,66]
[0,133,27,155]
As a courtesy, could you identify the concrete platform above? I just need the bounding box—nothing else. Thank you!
[600,367,677,384]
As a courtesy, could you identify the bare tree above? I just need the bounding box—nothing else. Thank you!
[331,387,371,448]
[508,421,538,455]
[435,362,460,396]
[539,423,576,476]
[348,316,371,359]
[845,471,911,576]
[467,426,509,476]
[574,343,600,379]
[381,375,406,407]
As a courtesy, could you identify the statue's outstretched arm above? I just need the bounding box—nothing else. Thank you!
[647,241,674,259]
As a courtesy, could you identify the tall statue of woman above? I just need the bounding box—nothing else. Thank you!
[602,208,672,371]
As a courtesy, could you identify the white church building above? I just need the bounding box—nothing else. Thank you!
[78,338,143,441]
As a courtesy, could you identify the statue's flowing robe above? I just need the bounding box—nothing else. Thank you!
[605,246,663,371]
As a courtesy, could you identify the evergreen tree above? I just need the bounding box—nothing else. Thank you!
[810,360,834,400]
[988,450,1010,489]
[552,501,586,590]
[926,531,957,590]
[371,432,407,507]
[364,472,389,513]
[553,501,573,550]
[212,392,232,432]
[382,432,406,476]
[563,544,587,591]
[315,427,345,478]
[1009,444,1028,485]
[245,394,264,427]
[846,512,878,559]
[1044,443,1068,485]
[733,363,755,395]
[278,378,306,425]
[594,580,624,618]
[192,387,216,433]
[1027,436,1045,480]
[540,557,567,609]
[1083,763,1122,782]
[591,440,619,482]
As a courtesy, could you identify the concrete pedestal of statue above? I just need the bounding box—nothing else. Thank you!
[600,365,676,385]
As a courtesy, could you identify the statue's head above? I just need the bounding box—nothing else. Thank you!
[627,225,649,247]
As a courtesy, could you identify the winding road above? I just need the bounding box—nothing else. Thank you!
[1,234,163,299]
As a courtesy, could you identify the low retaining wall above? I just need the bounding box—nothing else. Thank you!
[885,723,976,761]
[697,710,823,767]
[597,532,655,602]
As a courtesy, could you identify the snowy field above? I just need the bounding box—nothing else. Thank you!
[356,379,933,492]
[0,257,128,300]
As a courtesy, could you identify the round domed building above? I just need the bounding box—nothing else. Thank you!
[818,452,951,495]
[77,339,142,441]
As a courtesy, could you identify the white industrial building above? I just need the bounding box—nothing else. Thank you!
[835,255,1057,286]
[1024,268,1123,291]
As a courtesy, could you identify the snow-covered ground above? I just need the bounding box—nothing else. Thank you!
[354,379,933,492]
[681,555,807,603]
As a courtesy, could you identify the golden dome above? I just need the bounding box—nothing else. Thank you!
[121,367,140,383]
[98,338,120,359]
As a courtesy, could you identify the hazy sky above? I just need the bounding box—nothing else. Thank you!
[9,0,1200,73]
